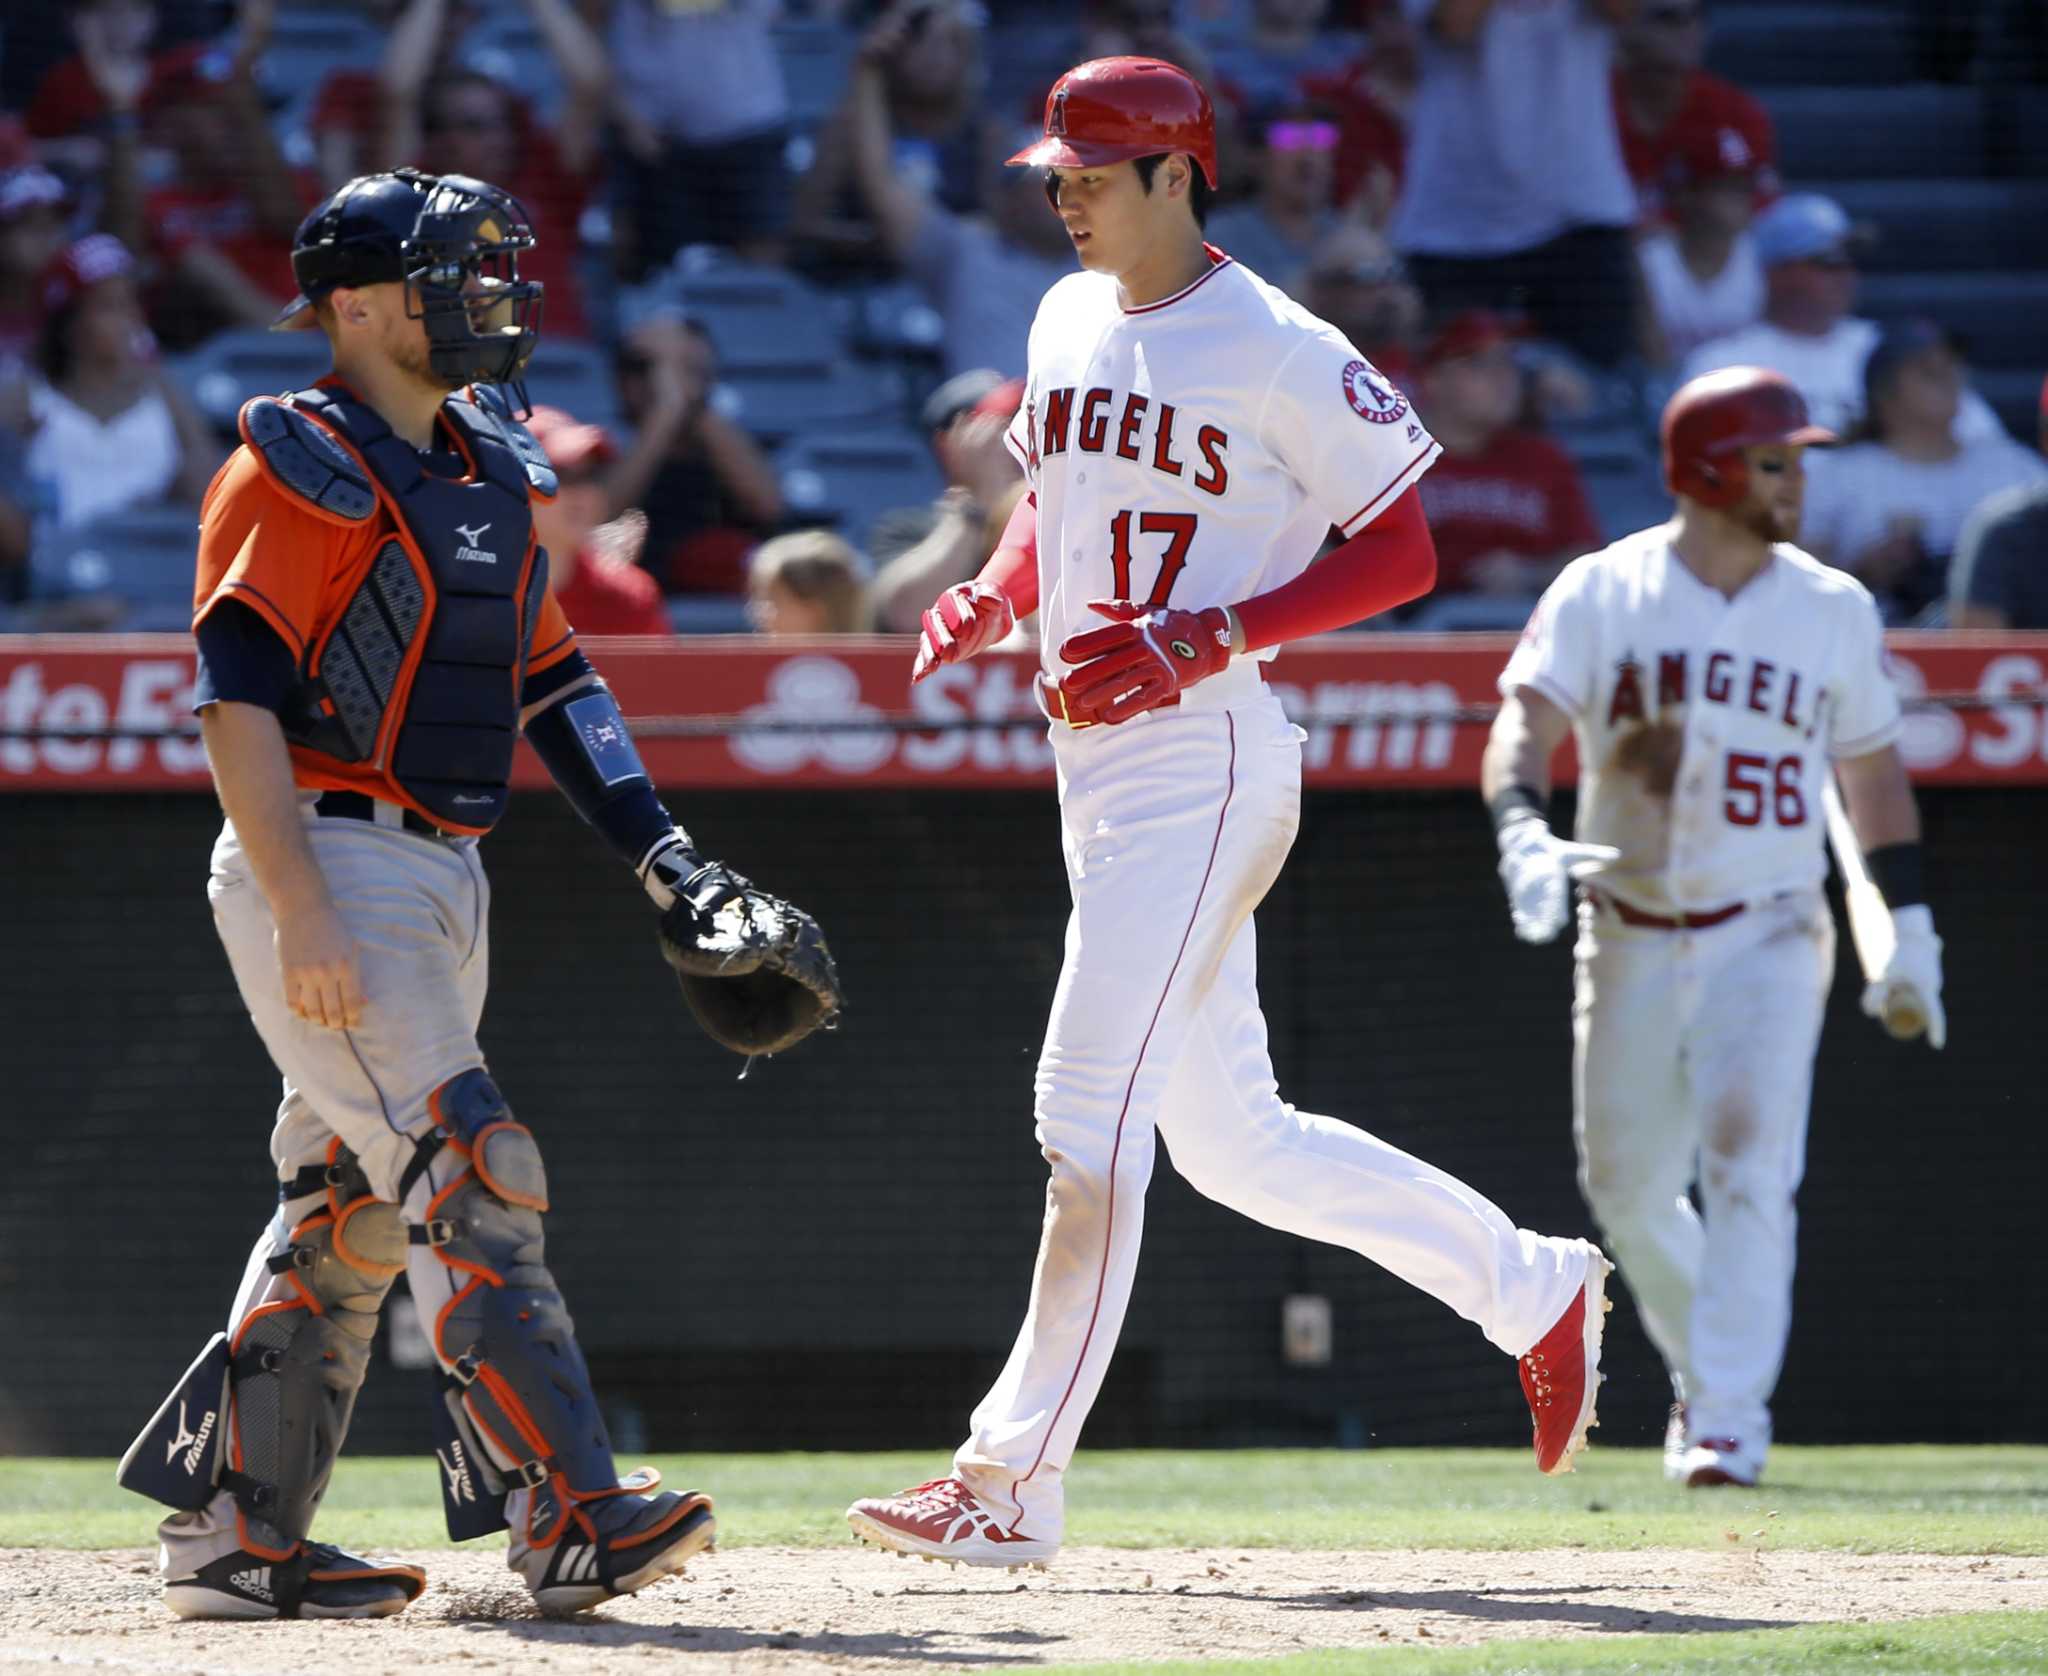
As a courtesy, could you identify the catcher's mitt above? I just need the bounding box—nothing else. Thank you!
[656,860,843,1057]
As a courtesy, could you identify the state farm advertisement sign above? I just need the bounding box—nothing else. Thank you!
[2,632,2044,790]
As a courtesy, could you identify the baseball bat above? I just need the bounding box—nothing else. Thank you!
[1822,775,1924,1039]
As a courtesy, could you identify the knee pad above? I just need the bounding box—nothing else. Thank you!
[121,1142,404,1559]
[407,1069,619,1548]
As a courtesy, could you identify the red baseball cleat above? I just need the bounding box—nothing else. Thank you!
[846,1478,1058,1570]
[1519,1251,1612,1475]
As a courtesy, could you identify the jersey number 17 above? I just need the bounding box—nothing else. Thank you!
[1108,509,1197,607]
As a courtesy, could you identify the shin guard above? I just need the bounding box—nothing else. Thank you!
[121,1143,406,1559]
[405,1070,629,1550]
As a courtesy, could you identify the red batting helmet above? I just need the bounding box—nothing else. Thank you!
[1007,57,1219,189]
[1660,366,1835,509]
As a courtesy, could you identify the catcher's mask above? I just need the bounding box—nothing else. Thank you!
[277,168,543,403]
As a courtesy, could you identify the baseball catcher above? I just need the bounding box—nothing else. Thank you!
[118,169,838,1623]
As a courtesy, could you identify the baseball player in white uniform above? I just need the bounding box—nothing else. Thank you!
[1481,366,1946,1489]
[844,57,1612,1569]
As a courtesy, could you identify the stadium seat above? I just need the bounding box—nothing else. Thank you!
[1856,272,2048,371]
[1580,458,1673,542]
[30,504,202,631]
[1828,180,2048,272]
[2003,90,2048,180]
[711,361,905,445]
[778,432,946,550]
[773,23,856,130]
[618,262,845,372]
[843,278,946,362]
[167,330,333,432]
[1705,4,1915,86]
[521,337,621,432]
[1970,367,2046,442]
[1762,86,1986,180]
[668,595,754,634]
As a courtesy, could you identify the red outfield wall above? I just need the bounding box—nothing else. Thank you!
[1,631,2043,789]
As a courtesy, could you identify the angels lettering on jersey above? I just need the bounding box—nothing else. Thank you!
[1028,385,1231,496]
[1603,647,1826,741]
[1004,257,1442,660]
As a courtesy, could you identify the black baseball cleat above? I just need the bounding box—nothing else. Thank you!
[514,1487,716,1617]
[162,1541,427,1620]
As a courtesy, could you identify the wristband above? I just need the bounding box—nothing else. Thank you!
[1865,842,1926,909]
[1488,783,1548,835]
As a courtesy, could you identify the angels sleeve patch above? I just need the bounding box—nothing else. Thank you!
[1342,359,1409,424]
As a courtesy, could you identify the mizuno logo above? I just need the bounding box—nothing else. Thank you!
[438,1442,476,1505]
[454,521,496,564]
[165,1399,216,1476]
[229,1566,273,1603]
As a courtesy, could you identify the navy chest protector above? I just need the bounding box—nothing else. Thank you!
[239,385,558,833]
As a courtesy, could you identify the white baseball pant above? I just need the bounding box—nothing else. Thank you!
[954,688,1592,1543]
[1571,888,1835,1454]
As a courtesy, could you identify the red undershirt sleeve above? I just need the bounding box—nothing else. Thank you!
[1230,486,1437,652]
[974,491,1041,619]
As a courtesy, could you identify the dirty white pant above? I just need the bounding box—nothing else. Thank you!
[158,810,504,1576]
[1571,888,1834,1452]
[954,694,1591,1544]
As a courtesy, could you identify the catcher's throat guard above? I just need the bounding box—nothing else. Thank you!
[118,1333,231,1510]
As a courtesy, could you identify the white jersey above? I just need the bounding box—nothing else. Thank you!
[1500,528,1901,914]
[1004,251,1440,670]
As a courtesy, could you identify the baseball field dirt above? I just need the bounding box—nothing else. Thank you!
[3,1543,2044,1673]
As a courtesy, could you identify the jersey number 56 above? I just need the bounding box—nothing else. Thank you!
[1724,752,1808,828]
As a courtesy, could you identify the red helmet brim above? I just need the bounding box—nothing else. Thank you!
[1005,136,1217,187]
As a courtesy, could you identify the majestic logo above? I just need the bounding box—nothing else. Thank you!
[228,1566,274,1603]
[438,1441,476,1505]
[1049,88,1068,137]
[165,1399,216,1476]
[1342,359,1408,425]
[454,521,496,565]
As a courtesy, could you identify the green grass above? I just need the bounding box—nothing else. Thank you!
[1052,1612,2048,1675]
[5,1446,2046,1556]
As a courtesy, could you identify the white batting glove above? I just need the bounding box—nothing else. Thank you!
[1862,904,1946,1049]
[1496,817,1620,945]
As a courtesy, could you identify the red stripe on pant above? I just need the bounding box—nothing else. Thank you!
[1007,713,1240,1531]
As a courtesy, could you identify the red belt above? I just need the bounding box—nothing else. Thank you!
[1595,890,1746,931]
[1033,671,1176,729]
[1032,668,1265,729]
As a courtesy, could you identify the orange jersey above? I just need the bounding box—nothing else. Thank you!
[193,382,579,831]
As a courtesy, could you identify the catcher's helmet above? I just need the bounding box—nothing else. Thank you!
[1661,365,1835,508]
[276,168,542,391]
[1007,56,1218,189]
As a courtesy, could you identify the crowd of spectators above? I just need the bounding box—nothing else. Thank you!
[0,0,2043,633]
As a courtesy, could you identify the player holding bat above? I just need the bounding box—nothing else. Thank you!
[1481,366,1946,1491]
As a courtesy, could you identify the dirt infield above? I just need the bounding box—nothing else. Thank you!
[2,1546,2042,1672]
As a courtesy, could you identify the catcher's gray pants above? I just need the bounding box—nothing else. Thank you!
[159,808,491,1576]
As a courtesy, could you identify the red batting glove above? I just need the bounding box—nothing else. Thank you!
[1054,599,1234,726]
[912,580,1016,684]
